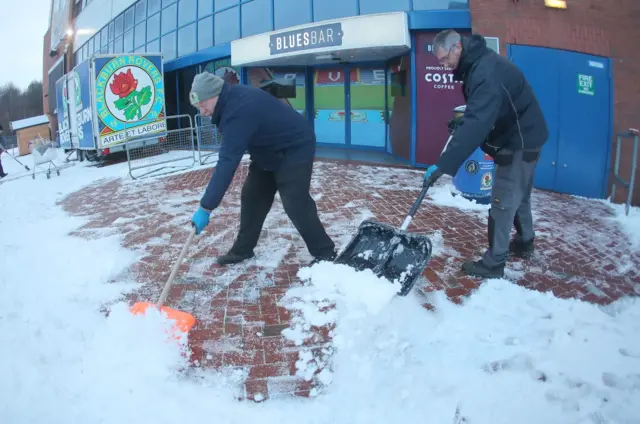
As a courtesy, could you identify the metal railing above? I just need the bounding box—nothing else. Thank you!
[611,128,638,216]
[124,114,197,180]
[195,113,222,165]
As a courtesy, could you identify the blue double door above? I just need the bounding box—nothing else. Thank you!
[508,45,612,199]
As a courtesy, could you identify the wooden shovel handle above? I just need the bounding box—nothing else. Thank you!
[156,226,197,307]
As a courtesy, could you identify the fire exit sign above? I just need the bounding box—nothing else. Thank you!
[577,74,594,96]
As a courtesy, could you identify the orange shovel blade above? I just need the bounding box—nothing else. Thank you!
[130,301,196,335]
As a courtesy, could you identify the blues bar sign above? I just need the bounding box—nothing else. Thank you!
[269,22,343,55]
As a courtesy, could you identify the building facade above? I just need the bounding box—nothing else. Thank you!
[44,0,640,205]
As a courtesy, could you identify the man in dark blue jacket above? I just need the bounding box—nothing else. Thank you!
[423,30,549,278]
[189,72,336,265]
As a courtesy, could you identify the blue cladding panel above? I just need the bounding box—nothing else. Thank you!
[313,0,358,21]
[412,0,468,9]
[359,0,411,14]
[242,0,273,37]
[215,7,240,44]
[273,0,311,29]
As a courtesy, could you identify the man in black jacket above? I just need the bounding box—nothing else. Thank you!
[189,72,336,265]
[423,30,549,278]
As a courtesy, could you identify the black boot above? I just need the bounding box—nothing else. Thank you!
[308,250,337,267]
[508,238,534,259]
[461,259,505,278]
[217,250,254,266]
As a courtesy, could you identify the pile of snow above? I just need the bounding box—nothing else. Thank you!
[2,148,640,424]
[607,202,640,250]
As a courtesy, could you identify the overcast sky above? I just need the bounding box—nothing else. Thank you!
[0,0,51,90]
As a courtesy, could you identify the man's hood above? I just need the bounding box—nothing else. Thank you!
[453,34,490,80]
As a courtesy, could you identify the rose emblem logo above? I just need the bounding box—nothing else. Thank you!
[105,66,154,121]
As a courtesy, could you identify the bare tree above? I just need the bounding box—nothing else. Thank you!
[0,80,44,133]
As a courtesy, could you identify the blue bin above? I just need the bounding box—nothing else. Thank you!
[448,105,495,204]
[452,147,495,204]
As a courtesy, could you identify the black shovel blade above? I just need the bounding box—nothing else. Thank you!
[334,219,433,296]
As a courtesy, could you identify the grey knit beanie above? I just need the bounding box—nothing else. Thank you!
[189,72,224,105]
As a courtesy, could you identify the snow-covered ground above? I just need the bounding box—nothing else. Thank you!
[1,148,640,424]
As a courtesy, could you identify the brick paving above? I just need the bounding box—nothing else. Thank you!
[58,158,640,402]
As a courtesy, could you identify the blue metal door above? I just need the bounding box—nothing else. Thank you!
[556,51,611,198]
[508,45,560,192]
[507,45,611,198]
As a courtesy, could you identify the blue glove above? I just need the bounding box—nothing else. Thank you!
[423,165,443,188]
[191,207,211,235]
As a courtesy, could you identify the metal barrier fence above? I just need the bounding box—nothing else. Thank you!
[124,114,196,180]
[611,128,638,216]
[195,113,222,165]
[0,135,18,151]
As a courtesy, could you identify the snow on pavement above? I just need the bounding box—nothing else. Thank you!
[1,149,640,423]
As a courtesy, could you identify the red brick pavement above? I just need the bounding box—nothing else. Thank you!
[58,158,640,401]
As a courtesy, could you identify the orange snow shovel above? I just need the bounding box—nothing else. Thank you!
[130,226,197,337]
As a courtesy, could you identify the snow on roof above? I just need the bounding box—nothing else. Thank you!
[10,115,50,131]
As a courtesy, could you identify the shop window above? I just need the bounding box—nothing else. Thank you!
[178,0,197,27]
[359,0,410,14]
[214,7,239,44]
[162,4,177,33]
[135,22,146,47]
[273,0,311,29]
[177,66,199,121]
[313,0,357,22]
[247,67,305,114]
[241,0,272,37]
[386,56,411,160]
[215,0,237,12]
[162,31,177,60]
[147,13,160,40]
[198,0,212,17]
[197,16,213,50]
[202,58,241,85]
[350,66,386,149]
[178,23,196,56]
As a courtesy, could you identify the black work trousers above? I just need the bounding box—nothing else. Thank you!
[229,160,336,259]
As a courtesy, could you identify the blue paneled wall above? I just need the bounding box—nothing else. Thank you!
[74,0,468,66]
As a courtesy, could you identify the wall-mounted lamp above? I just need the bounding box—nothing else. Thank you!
[544,0,567,9]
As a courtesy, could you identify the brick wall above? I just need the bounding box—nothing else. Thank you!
[469,0,640,205]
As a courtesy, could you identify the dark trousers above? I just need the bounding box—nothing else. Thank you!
[482,149,537,267]
[230,160,336,259]
[0,156,4,176]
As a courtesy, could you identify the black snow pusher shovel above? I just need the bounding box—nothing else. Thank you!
[334,184,434,296]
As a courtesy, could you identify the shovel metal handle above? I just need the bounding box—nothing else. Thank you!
[156,225,197,307]
[400,185,430,231]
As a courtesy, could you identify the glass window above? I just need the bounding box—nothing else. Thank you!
[147,13,160,40]
[147,38,160,53]
[125,7,135,30]
[124,29,134,52]
[136,46,146,53]
[101,26,108,46]
[349,66,386,148]
[108,22,115,40]
[115,15,124,35]
[113,36,123,53]
[241,0,271,37]
[136,0,146,22]
[215,0,236,11]
[273,0,311,30]
[359,0,410,14]
[178,23,196,56]
[198,0,212,17]
[313,0,357,21]
[82,43,89,59]
[214,7,239,44]
[178,0,196,26]
[135,22,146,47]
[93,36,99,53]
[197,16,213,50]
[148,0,161,15]
[162,31,177,60]
[162,0,176,7]
[162,4,177,33]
